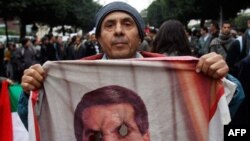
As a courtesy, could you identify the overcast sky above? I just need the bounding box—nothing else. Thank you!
[94,0,153,12]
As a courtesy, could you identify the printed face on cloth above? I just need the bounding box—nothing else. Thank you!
[97,12,141,59]
[81,104,150,141]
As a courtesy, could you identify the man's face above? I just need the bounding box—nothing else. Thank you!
[26,40,32,47]
[76,36,81,45]
[90,34,97,42]
[200,28,206,36]
[221,23,231,35]
[97,12,141,59]
[81,104,150,141]
[44,39,49,45]
[57,37,63,44]
[210,24,217,34]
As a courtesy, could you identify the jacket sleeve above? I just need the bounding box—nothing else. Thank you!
[226,40,241,77]
[225,74,245,118]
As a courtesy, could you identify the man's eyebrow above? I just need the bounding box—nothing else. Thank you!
[103,19,115,24]
[104,17,134,23]
[122,17,134,22]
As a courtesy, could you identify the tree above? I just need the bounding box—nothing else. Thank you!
[147,0,164,27]
[0,0,23,43]
[0,0,101,40]
[17,0,70,38]
[146,0,250,28]
[69,0,101,33]
[147,0,200,27]
[234,15,250,31]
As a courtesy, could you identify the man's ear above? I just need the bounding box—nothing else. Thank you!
[142,130,150,141]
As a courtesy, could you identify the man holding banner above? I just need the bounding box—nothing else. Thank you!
[19,1,235,141]
[21,2,228,92]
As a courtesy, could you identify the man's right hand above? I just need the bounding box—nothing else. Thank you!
[21,64,46,94]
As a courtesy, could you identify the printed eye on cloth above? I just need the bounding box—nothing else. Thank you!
[28,57,231,141]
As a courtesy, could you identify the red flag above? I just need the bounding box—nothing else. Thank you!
[0,80,13,141]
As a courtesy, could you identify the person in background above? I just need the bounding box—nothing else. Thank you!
[65,35,77,60]
[151,19,245,121]
[210,20,220,38]
[226,18,250,77]
[73,35,87,59]
[209,21,235,59]
[198,26,213,57]
[151,20,192,56]
[84,33,102,57]
[14,38,36,82]
[185,28,199,56]
[32,36,42,64]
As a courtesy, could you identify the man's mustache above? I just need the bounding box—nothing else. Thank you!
[111,37,128,45]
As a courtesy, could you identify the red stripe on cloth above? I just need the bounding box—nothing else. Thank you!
[32,90,40,141]
[209,85,224,121]
[166,61,209,141]
[0,81,13,141]
[177,73,209,141]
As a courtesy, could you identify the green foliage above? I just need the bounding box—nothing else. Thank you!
[0,0,102,35]
[70,0,101,32]
[147,0,200,27]
[234,15,250,30]
[0,0,23,18]
[0,28,19,35]
[147,0,164,27]
[147,0,250,27]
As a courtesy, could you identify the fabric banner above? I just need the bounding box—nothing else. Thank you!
[29,57,231,141]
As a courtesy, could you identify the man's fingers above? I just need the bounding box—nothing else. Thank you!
[23,68,44,82]
[21,64,46,94]
[21,74,42,91]
[29,64,45,78]
[196,52,228,79]
[21,82,35,93]
[210,60,229,79]
[196,53,216,74]
[24,75,42,88]
[207,56,224,77]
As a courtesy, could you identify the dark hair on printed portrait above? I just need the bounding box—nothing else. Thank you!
[74,85,149,141]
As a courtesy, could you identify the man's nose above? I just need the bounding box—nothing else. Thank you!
[114,23,123,35]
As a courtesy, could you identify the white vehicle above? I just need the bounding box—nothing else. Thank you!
[0,35,6,43]
[0,35,20,44]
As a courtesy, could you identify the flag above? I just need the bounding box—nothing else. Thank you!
[0,81,28,141]
[0,80,12,141]
[29,57,232,141]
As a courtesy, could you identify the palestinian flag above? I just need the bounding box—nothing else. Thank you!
[0,80,28,141]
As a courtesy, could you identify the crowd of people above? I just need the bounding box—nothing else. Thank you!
[144,18,250,124]
[0,1,249,140]
[1,18,249,84]
[0,32,102,83]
